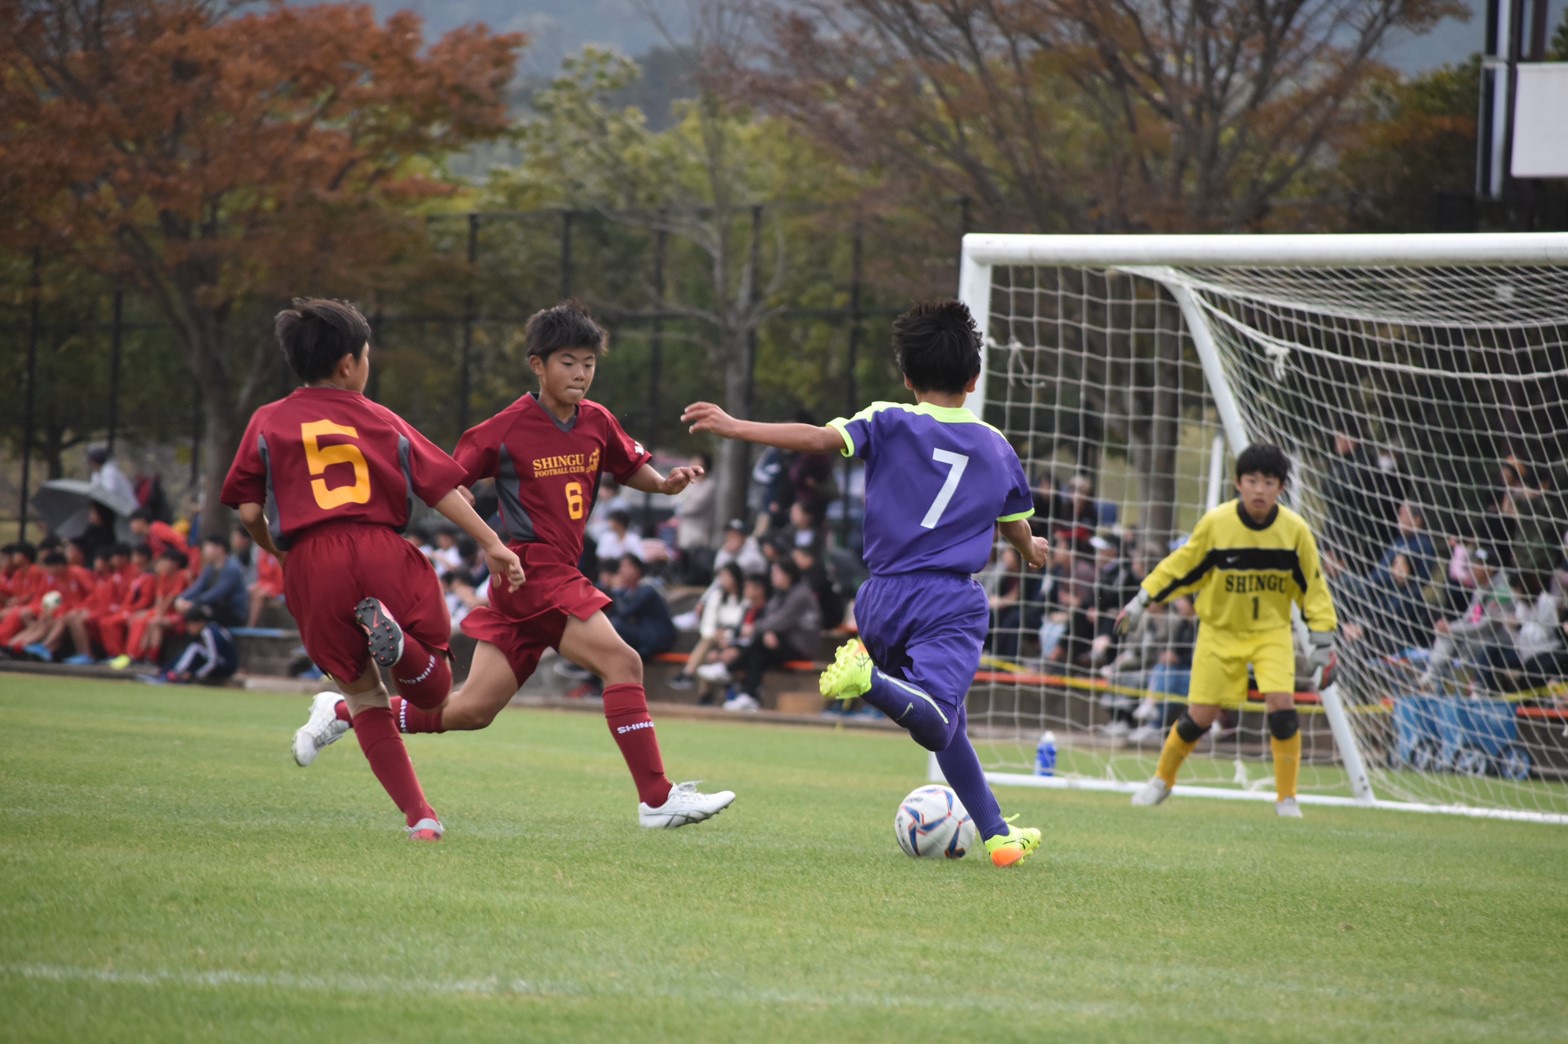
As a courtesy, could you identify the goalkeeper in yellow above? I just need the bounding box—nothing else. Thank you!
[1116,443,1337,818]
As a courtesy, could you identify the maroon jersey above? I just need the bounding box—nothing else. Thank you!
[454,394,651,566]
[221,386,467,549]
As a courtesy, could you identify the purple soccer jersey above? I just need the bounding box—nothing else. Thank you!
[829,402,1033,576]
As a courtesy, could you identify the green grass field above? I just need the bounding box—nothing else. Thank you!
[4,677,1567,1043]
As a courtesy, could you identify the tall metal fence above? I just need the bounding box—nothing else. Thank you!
[2,201,969,541]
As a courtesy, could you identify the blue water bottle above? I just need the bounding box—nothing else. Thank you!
[1035,730,1057,777]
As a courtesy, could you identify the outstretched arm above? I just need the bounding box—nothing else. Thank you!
[682,401,843,455]
[624,461,705,498]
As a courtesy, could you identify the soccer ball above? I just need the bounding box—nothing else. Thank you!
[894,784,976,859]
[40,591,63,613]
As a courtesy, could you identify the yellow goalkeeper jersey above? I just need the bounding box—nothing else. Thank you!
[1142,500,1337,635]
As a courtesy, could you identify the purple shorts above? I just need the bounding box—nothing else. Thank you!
[853,571,988,707]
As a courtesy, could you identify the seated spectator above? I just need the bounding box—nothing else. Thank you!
[440,570,485,636]
[979,545,1027,662]
[1087,532,1140,669]
[117,548,191,667]
[1028,470,1067,539]
[175,534,247,630]
[1376,502,1439,586]
[791,540,845,631]
[1037,531,1095,667]
[97,544,154,664]
[699,559,820,712]
[1361,552,1434,661]
[1479,570,1568,695]
[782,500,825,553]
[5,549,95,661]
[425,529,466,575]
[713,518,767,577]
[1103,595,1196,743]
[59,547,121,664]
[129,508,190,567]
[693,572,769,706]
[669,562,748,692]
[149,606,238,686]
[606,555,676,663]
[1420,546,1514,691]
[596,508,643,565]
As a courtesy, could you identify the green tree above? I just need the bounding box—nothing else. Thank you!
[482,46,884,522]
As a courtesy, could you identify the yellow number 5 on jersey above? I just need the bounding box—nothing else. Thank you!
[301,420,371,510]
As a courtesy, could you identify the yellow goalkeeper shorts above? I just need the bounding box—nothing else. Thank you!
[1188,626,1296,707]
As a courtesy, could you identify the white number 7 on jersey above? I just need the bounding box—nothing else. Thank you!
[920,448,970,529]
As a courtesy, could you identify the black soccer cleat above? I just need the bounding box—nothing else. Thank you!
[355,597,406,669]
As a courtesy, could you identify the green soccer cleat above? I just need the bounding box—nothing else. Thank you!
[983,816,1042,868]
[819,639,873,701]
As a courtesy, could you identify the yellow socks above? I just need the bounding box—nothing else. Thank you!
[1271,733,1302,801]
[1155,724,1199,787]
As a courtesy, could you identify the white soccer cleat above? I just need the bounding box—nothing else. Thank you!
[1276,797,1304,818]
[1131,777,1171,806]
[638,780,736,828]
[407,817,443,842]
[293,690,349,767]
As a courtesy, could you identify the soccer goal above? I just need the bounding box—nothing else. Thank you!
[950,233,1568,824]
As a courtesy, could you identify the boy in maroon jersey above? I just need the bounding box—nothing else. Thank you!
[222,298,525,842]
[296,301,734,828]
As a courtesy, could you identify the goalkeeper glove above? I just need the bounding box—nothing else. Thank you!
[1306,631,1337,690]
[1114,590,1150,636]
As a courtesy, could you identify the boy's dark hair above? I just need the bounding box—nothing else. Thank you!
[890,299,982,395]
[275,298,371,383]
[608,509,630,528]
[42,551,67,567]
[618,554,646,576]
[111,542,132,558]
[523,299,607,361]
[131,544,153,559]
[92,547,114,563]
[1236,443,1291,485]
[129,508,150,523]
[39,536,62,551]
[158,548,188,566]
[772,557,802,585]
[201,534,228,551]
[14,542,37,562]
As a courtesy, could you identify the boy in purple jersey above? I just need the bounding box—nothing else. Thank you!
[683,300,1051,867]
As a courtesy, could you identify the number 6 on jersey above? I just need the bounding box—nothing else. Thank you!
[920,448,969,529]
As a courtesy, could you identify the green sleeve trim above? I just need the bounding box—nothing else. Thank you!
[997,509,1034,523]
[826,417,855,457]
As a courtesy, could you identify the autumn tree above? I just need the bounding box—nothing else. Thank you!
[718,0,1464,236]
[0,0,523,531]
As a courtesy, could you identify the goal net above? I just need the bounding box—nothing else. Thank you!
[954,233,1568,824]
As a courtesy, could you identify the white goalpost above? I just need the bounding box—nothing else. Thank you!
[947,232,1568,825]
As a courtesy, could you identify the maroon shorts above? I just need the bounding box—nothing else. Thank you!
[284,523,450,685]
[460,544,610,685]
